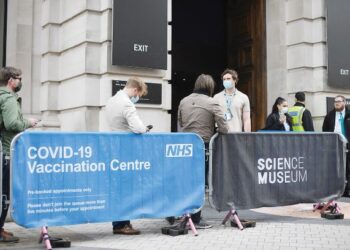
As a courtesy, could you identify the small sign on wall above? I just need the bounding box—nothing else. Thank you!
[112,80,162,105]
[112,0,168,70]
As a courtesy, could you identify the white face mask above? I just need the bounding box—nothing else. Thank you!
[281,107,288,114]
[223,80,233,89]
[130,95,139,104]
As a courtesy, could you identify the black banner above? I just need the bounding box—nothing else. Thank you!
[327,0,350,88]
[209,133,346,211]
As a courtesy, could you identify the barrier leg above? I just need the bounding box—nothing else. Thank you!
[313,203,321,212]
[222,209,245,230]
[186,213,198,236]
[221,209,233,225]
[39,226,52,250]
[231,210,244,230]
[319,200,333,214]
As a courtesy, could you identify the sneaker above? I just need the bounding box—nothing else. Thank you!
[194,220,213,229]
[113,224,140,235]
[0,229,19,243]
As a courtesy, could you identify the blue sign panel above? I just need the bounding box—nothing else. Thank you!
[11,132,204,228]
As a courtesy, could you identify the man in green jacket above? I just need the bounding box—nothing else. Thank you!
[0,66,39,243]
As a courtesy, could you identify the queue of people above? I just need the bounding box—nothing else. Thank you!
[0,65,349,243]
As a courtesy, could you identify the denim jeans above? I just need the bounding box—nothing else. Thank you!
[0,156,10,230]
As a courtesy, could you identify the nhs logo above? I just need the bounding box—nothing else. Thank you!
[165,144,193,157]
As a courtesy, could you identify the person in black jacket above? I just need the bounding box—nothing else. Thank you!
[263,97,293,131]
[289,92,314,131]
[322,95,350,197]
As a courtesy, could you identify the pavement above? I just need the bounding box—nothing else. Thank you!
[1,197,350,250]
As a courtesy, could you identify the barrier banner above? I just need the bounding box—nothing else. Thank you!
[11,131,204,228]
[209,132,346,211]
[0,142,2,213]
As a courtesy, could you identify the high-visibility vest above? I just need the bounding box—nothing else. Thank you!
[288,106,305,131]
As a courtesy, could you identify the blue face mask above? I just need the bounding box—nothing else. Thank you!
[223,80,233,89]
[130,95,139,104]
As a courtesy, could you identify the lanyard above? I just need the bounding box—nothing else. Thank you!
[224,89,236,111]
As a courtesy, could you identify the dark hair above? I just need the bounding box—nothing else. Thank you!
[221,68,239,82]
[272,97,286,113]
[295,92,305,102]
[0,66,22,86]
[193,74,215,97]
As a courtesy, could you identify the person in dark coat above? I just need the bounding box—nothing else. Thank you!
[263,97,293,131]
[322,95,350,197]
[289,92,314,131]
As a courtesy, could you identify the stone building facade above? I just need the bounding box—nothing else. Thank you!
[2,0,349,132]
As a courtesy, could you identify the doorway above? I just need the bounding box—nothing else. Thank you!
[171,0,266,131]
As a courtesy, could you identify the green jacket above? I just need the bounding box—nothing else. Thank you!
[0,87,31,155]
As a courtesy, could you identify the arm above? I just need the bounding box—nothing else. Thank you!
[242,95,251,132]
[264,113,283,131]
[123,103,147,134]
[177,105,183,132]
[1,95,31,131]
[302,109,314,131]
[322,114,329,132]
[243,111,251,132]
[212,101,229,133]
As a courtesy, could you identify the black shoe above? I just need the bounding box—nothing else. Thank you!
[113,224,140,235]
[165,216,175,225]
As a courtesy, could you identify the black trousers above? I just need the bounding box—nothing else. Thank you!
[344,150,350,197]
[0,157,10,229]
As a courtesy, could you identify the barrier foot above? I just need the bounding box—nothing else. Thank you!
[39,226,52,250]
[38,226,71,248]
[161,214,198,236]
[321,201,344,220]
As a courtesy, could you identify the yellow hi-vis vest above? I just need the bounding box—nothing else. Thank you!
[288,106,305,131]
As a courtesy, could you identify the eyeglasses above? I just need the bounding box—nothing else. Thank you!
[12,76,22,81]
[334,100,344,103]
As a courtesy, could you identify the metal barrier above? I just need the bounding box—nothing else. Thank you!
[209,132,346,212]
[0,141,2,214]
[10,131,205,229]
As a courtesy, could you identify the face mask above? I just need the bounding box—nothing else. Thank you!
[14,81,22,92]
[130,95,139,104]
[281,107,288,114]
[223,80,233,89]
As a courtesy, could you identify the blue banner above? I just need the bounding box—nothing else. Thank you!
[11,132,205,228]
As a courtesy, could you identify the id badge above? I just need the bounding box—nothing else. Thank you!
[224,111,232,121]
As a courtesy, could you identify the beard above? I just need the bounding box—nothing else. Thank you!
[335,105,345,112]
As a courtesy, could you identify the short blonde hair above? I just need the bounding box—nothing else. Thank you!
[126,77,148,96]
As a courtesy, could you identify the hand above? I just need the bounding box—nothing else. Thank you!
[146,125,153,132]
[279,114,286,124]
[29,118,40,127]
